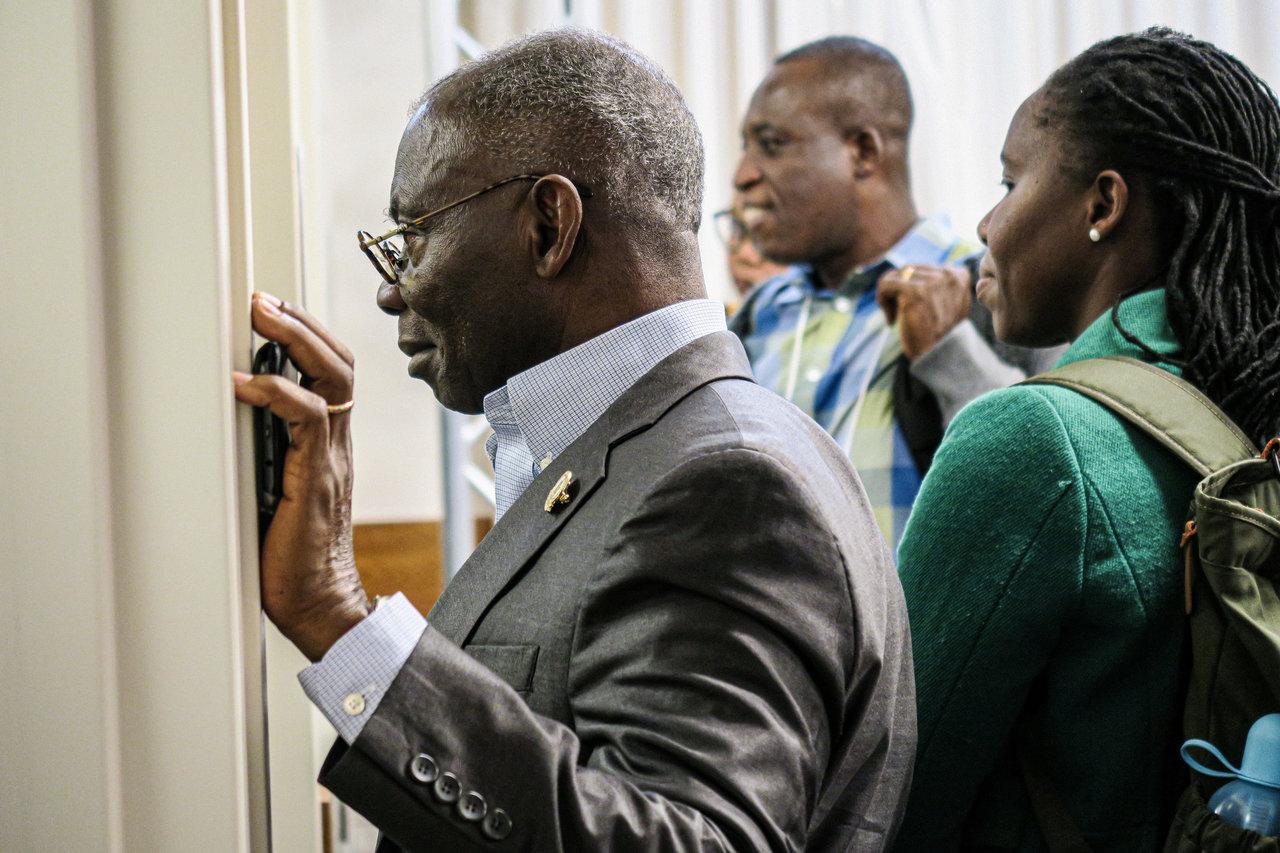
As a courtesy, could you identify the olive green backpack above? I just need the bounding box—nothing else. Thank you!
[1018,356,1280,852]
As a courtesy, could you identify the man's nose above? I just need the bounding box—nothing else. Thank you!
[376,281,407,315]
[733,154,762,191]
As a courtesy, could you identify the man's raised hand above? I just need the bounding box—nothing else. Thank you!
[232,292,368,662]
[876,264,973,361]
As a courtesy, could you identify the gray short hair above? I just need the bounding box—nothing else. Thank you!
[416,28,704,233]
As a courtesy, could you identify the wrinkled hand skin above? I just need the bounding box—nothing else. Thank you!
[876,265,973,361]
[233,292,369,662]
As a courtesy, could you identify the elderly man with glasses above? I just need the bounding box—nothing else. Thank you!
[235,28,915,852]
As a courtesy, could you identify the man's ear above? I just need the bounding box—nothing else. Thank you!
[1087,169,1130,240]
[846,127,884,179]
[524,175,583,279]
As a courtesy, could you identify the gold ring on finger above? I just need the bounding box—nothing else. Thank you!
[901,265,916,281]
[327,399,355,415]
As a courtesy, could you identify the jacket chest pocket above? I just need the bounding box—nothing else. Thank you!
[463,643,540,694]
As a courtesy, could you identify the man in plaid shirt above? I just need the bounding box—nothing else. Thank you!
[731,37,1058,548]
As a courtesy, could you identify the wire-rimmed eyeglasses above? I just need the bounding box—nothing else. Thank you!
[357,173,593,284]
[712,208,748,247]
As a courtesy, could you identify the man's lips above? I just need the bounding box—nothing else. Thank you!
[398,338,436,357]
[399,339,439,379]
[406,346,438,379]
[975,263,997,304]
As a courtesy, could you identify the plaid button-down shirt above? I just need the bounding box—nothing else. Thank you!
[729,216,979,549]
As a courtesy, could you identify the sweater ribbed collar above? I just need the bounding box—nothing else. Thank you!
[1056,289,1183,374]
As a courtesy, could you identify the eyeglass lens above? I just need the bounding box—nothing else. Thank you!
[713,212,746,246]
[359,230,408,284]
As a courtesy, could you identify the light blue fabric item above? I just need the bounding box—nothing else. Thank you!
[1183,713,1280,788]
[730,215,979,547]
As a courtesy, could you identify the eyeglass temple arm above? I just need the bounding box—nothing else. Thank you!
[362,173,594,249]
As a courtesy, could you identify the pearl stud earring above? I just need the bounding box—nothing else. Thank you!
[1089,227,1102,242]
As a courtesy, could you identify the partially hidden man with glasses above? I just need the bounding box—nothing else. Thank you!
[711,196,790,306]
[233,28,915,852]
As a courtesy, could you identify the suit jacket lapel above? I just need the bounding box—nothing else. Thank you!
[427,331,753,647]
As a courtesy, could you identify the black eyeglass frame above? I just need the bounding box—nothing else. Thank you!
[712,208,747,247]
[356,173,593,284]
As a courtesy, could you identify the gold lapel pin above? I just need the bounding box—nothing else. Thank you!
[544,470,576,513]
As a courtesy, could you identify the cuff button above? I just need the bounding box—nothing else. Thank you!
[433,771,461,804]
[458,790,487,822]
[482,808,512,841]
[409,753,439,784]
[341,693,366,716]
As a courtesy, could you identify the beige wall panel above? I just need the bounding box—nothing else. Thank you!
[242,1,327,849]
[95,0,261,847]
[0,1,121,848]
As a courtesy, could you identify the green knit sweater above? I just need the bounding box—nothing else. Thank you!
[895,290,1199,851]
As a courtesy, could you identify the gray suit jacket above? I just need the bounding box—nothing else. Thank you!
[319,331,916,851]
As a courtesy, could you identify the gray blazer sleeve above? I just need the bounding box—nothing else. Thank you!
[318,448,859,852]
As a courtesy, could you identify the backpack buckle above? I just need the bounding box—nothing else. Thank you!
[1264,437,1280,479]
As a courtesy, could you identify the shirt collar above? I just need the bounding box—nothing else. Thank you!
[482,298,728,467]
[767,214,971,304]
[880,214,969,270]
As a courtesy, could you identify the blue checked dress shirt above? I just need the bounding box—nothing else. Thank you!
[730,216,979,548]
[300,299,729,742]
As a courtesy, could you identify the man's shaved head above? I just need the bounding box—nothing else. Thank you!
[776,36,913,143]
[402,28,704,233]
[734,35,919,283]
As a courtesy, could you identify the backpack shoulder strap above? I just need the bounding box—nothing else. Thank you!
[1014,356,1254,852]
[1022,356,1257,476]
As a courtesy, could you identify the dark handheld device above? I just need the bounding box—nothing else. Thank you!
[252,341,295,545]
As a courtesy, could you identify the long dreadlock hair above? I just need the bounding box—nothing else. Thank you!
[1038,27,1280,443]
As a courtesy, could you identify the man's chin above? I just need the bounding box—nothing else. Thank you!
[428,380,485,416]
[991,313,1028,347]
[751,237,805,267]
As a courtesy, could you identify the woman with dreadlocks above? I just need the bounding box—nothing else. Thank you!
[894,28,1280,850]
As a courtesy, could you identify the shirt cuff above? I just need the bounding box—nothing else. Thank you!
[910,319,1026,426]
[297,592,427,744]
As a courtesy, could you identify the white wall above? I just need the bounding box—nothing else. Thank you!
[295,2,450,524]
